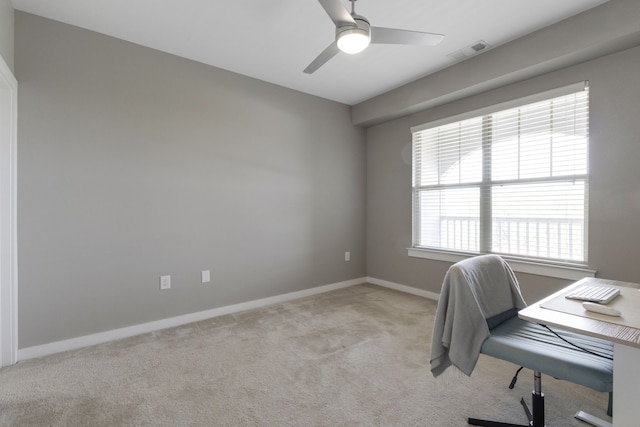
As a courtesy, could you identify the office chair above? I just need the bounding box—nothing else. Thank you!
[430,255,613,427]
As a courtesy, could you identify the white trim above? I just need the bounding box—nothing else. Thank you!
[0,54,18,367]
[367,276,439,301]
[407,248,596,281]
[18,277,366,361]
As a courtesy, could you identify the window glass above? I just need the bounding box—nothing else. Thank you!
[412,86,589,264]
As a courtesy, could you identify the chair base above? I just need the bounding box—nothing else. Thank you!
[468,394,611,427]
[468,391,544,427]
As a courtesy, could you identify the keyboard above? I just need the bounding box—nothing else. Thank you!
[565,285,620,304]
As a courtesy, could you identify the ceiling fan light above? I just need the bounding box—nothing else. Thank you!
[336,28,370,54]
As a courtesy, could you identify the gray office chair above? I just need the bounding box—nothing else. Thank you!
[430,255,613,427]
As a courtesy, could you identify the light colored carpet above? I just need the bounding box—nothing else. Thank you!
[0,284,610,426]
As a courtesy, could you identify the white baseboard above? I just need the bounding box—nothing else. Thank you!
[18,277,367,361]
[367,277,440,301]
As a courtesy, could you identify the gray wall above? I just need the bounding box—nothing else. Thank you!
[16,12,366,348]
[366,44,640,303]
[0,0,13,71]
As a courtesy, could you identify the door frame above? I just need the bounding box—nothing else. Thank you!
[0,54,18,367]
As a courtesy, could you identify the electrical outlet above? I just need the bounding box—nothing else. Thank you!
[201,270,211,283]
[345,251,351,261]
[160,275,171,290]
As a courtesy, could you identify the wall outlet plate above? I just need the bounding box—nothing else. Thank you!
[160,275,171,290]
[201,270,211,283]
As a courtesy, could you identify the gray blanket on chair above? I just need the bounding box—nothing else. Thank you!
[430,255,527,377]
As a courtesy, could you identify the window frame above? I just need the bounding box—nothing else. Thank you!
[408,82,595,280]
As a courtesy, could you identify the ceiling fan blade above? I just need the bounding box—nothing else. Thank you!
[371,27,444,46]
[304,43,341,74]
[317,0,356,27]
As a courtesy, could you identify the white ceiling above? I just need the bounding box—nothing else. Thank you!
[12,0,610,105]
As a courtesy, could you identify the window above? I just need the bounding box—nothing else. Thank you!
[411,83,589,265]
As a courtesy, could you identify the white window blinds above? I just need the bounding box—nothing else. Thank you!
[412,83,589,264]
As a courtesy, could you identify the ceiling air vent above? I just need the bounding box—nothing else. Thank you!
[470,42,487,52]
[448,40,489,61]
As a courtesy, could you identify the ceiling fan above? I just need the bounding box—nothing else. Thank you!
[304,0,445,74]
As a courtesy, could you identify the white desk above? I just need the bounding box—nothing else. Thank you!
[519,278,640,427]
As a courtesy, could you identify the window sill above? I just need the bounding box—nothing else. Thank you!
[407,248,596,281]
